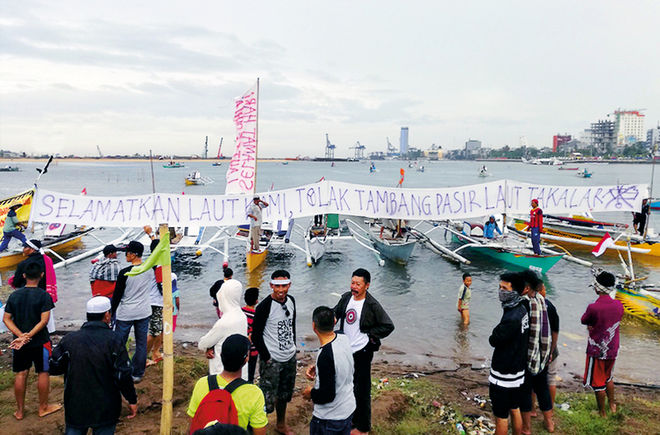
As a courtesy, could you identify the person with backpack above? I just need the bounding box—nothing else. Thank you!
[187,334,267,434]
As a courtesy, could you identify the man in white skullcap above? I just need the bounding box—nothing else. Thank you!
[50,296,138,433]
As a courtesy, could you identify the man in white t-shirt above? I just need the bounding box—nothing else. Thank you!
[247,195,269,251]
[333,268,394,434]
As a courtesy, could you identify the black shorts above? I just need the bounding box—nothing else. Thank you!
[519,368,552,412]
[489,383,522,419]
[13,342,51,373]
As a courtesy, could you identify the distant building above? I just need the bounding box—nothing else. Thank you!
[423,145,443,160]
[588,119,615,153]
[647,125,660,151]
[614,109,645,147]
[399,127,409,155]
[552,134,571,152]
[464,139,481,158]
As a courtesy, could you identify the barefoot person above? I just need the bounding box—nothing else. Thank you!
[247,195,268,251]
[488,272,528,435]
[2,262,61,420]
[457,273,472,325]
[581,271,623,417]
[252,270,297,435]
[333,268,395,435]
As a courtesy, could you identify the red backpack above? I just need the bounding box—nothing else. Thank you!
[189,376,247,434]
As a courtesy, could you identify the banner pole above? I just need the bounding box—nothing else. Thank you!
[159,223,174,435]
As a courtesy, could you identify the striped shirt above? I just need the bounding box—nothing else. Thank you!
[89,258,120,282]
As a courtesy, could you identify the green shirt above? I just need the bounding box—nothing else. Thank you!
[187,375,268,430]
[458,284,471,309]
[3,210,19,232]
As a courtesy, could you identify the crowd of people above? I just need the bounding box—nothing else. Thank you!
[1,231,626,434]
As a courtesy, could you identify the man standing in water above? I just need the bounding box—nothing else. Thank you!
[457,273,472,325]
[581,271,623,417]
[528,199,543,255]
[247,195,268,251]
[334,268,395,435]
[488,272,529,435]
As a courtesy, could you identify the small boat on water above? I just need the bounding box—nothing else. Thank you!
[446,222,564,274]
[416,165,425,173]
[478,165,489,177]
[164,160,185,169]
[615,284,660,326]
[576,168,592,178]
[0,165,19,172]
[558,167,579,171]
[212,162,222,167]
[369,162,377,173]
[184,170,213,185]
[365,220,416,264]
[305,214,353,265]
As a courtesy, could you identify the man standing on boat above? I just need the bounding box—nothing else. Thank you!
[581,271,623,417]
[247,195,268,251]
[632,198,650,236]
[0,203,27,252]
[334,268,395,435]
[528,199,543,255]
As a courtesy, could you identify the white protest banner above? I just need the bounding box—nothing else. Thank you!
[31,180,647,228]
[225,83,258,194]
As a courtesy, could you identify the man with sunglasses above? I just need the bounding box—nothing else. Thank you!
[252,270,297,435]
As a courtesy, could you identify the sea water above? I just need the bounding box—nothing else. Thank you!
[1,159,658,384]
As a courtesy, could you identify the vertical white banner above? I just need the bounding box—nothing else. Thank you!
[225,83,258,194]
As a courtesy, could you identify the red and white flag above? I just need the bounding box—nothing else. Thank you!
[225,82,258,194]
[592,232,615,257]
[81,187,87,195]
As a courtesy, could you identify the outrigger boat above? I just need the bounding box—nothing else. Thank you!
[576,168,592,178]
[163,158,185,168]
[511,215,660,258]
[0,165,20,172]
[305,214,354,265]
[185,170,213,186]
[347,219,416,265]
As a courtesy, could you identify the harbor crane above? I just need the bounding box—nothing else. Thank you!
[96,145,103,158]
[350,141,366,160]
[325,133,336,159]
[386,137,396,153]
[217,137,223,158]
[203,136,208,159]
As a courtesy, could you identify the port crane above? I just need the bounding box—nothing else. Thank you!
[96,145,103,158]
[349,141,366,160]
[325,133,336,159]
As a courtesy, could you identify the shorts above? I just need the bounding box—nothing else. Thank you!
[13,342,51,373]
[547,357,558,386]
[583,356,615,392]
[172,314,177,332]
[259,356,297,413]
[520,368,552,412]
[149,306,163,336]
[489,383,522,419]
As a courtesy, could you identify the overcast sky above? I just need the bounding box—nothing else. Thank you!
[1,1,659,158]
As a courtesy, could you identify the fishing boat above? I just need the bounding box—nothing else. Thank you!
[362,220,416,264]
[511,215,660,258]
[304,214,354,265]
[163,160,185,169]
[576,168,592,178]
[478,165,489,177]
[0,226,92,269]
[369,162,376,173]
[615,284,660,326]
[184,170,213,185]
[416,165,425,173]
[0,165,19,172]
[445,222,564,274]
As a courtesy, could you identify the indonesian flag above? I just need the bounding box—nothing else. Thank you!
[592,232,615,257]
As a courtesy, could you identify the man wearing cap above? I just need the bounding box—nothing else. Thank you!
[89,245,121,298]
[251,270,297,435]
[50,296,138,434]
[111,241,153,383]
[333,268,394,435]
[528,199,543,255]
[581,271,623,417]
[187,334,268,434]
[247,195,268,251]
[0,203,27,252]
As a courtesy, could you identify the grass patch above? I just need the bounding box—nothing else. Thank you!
[174,355,208,382]
[0,369,14,392]
[371,378,469,435]
[552,392,626,435]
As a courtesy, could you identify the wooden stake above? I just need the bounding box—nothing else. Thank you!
[159,223,174,435]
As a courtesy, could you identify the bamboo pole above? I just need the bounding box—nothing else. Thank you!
[159,223,174,435]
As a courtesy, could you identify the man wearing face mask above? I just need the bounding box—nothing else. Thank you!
[488,272,529,435]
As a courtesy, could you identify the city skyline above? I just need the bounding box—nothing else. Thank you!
[1,1,659,158]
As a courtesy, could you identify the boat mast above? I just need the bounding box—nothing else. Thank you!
[254,77,260,194]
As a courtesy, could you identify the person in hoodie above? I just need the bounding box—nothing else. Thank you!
[197,278,248,378]
[484,215,502,239]
[488,272,529,435]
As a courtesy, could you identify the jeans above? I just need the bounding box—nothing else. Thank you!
[310,413,353,435]
[530,227,542,255]
[352,347,374,432]
[114,316,150,379]
[65,423,116,435]
[0,229,27,251]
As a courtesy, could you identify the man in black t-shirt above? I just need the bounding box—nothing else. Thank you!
[2,262,61,420]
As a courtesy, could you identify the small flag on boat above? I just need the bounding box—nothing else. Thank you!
[592,232,615,257]
[81,187,87,195]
